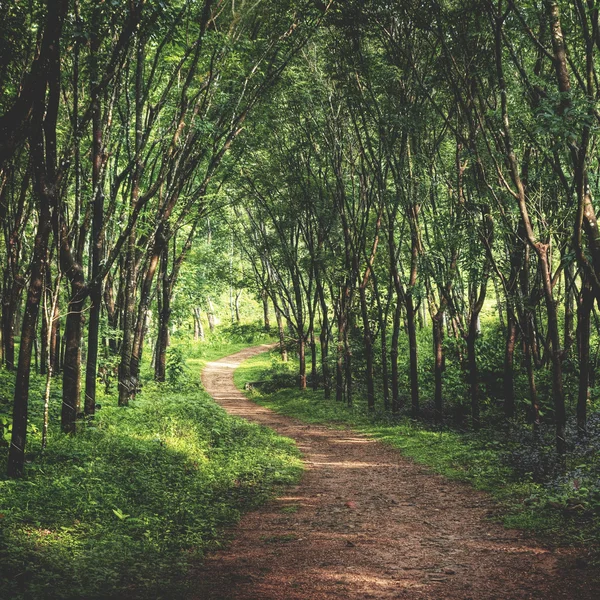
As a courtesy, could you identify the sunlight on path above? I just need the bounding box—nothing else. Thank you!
[190,345,598,600]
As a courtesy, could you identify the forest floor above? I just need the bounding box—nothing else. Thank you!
[193,345,599,600]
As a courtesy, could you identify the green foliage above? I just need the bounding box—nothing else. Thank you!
[0,356,301,599]
[165,346,190,387]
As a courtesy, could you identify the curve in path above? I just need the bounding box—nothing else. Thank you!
[192,345,597,600]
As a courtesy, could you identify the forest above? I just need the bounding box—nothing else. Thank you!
[1,0,600,598]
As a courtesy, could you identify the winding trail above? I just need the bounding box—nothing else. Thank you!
[192,345,598,599]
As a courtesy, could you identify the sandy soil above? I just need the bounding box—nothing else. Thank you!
[191,344,599,599]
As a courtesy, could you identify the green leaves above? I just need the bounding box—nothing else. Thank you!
[112,508,130,521]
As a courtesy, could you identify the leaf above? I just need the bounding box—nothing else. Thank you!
[112,508,130,521]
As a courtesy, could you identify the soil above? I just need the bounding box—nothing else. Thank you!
[191,345,599,599]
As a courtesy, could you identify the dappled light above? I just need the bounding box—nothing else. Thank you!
[2,0,600,597]
[193,346,598,600]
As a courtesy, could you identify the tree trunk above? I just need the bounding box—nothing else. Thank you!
[2,293,18,370]
[359,284,375,411]
[310,329,318,391]
[274,304,287,362]
[155,251,171,382]
[539,250,566,455]
[262,290,270,331]
[391,300,401,413]
[503,306,518,419]
[344,315,352,407]
[207,297,216,332]
[316,279,330,398]
[336,306,345,403]
[380,318,389,411]
[235,290,242,323]
[61,289,84,434]
[104,272,119,354]
[298,332,306,390]
[84,18,105,418]
[118,241,137,405]
[7,213,51,477]
[563,258,575,357]
[433,310,444,422]
[50,300,60,375]
[40,292,49,376]
[466,315,480,430]
[194,307,204,341]
[577,278,593,434]
[130,245,162,389]
[406,294,419,418]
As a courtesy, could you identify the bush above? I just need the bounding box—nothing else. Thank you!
[0,357,301,599]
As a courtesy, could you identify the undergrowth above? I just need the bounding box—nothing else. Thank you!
[0,328,300,600]
[234,349,600,553]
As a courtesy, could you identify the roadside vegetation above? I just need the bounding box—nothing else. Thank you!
[0,327,301,600]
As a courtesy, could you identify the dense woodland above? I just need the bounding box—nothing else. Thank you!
[2,0,600,596]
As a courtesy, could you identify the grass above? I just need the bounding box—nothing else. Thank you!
[0,333,302,600]
[234,349,600,551]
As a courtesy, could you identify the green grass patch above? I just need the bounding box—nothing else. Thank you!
[234,349,600,551]
[0,341,301,599]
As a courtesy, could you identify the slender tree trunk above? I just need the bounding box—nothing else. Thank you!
[380,317,389,411]
[50,299,60,375]
[298,331,306,390]
[320,326,330,398]
[130,246,161,387]
[310,328,318,391]
[336,306,345,403]
[62,287,84,434]
[118,236,138,406]
[433,311,444,422]
[8,214,51,477]
[40,291,49,376]
[84,15,105,418]
[207,298,216,332]
[155,251,171,382]
[504,306,518,419]
[2,295,18,370]
[344,314,352,407]
[42,273,61,450]
[275,304,287,361]
[316,279,330,398]
[262,290,270,331]
[235,290,242,323]
[359,284,375,411]
[577,278,593,434]
[563,258,575,356]
[193,307,204,341]
[539,250,566,455]
[118,38,143,406]
[466,315,480,430]
[104,273,118,354]
[391,299,401,413]
[406,294,419,418]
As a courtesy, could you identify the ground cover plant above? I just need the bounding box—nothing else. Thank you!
[235,349,600,552]
[0,339,302,600]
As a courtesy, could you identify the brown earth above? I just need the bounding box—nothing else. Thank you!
[191,344,599,600]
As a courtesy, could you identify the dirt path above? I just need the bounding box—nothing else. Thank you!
[192,345,598,600]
